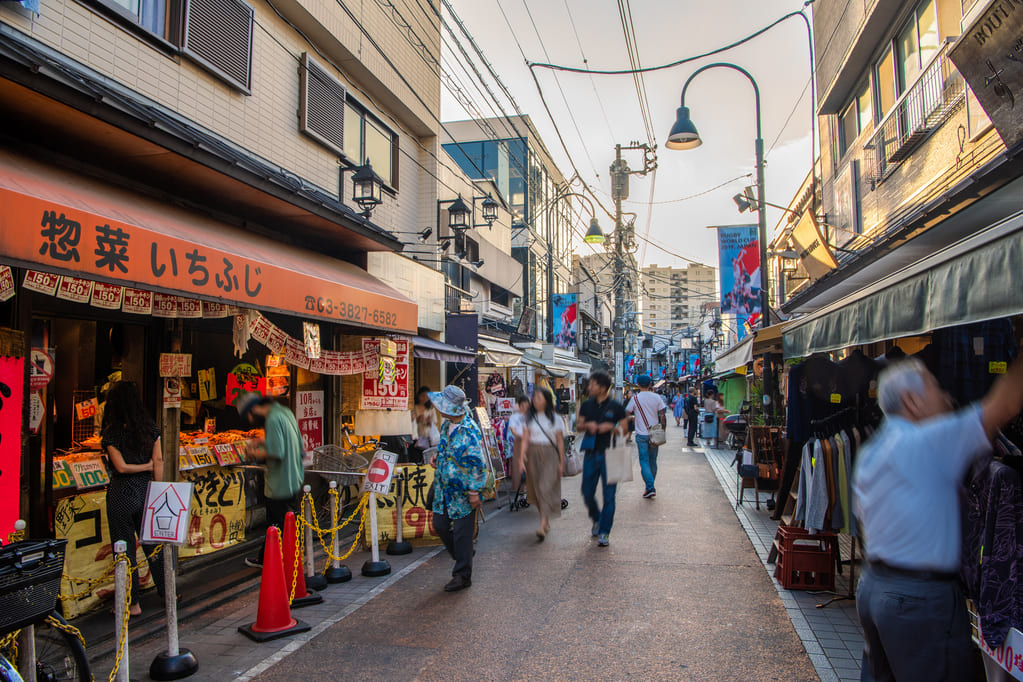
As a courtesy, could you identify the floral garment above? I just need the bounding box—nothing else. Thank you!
[432,417,487,520]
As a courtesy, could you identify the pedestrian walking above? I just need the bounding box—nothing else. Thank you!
[703,388,726,448]
[626,375,668,499]
[411,386,440,464]
[428,385,486,592]
[623,388,635,444]
[514,386,564,541]
[101,381,165,616]
[576,371,627,547]
[684,389,699,446]
[671,388,685,427]
[853,356,1023,681]
[238,392,305,569]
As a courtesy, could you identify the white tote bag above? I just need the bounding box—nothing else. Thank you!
[605,436,633,484]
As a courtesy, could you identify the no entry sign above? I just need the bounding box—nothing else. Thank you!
[361,449,398,495]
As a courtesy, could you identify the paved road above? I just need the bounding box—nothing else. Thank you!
[257,425,818,681]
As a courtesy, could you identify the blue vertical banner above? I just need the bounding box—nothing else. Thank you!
[715,225,761,319]
[552,293,578,350]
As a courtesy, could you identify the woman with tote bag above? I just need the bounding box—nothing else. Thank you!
[514,387,564,541]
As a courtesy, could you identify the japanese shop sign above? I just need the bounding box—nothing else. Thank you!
[56,276,93,304]
[52,458,74,490]
[296,390,324,452]
[74,397,98,421]
[0,265,13,302]
[365,464,440,548]
[90,281,123,309]
[197,368,217,402]
[978,623,1023,681]
[142,482,192,544]
[1,188,416,331]
[159,353,192,378]
[212,443,241,466]
[225,363,266,407]
[163,378,182,409]
[29,392,44,434]
[121,288,152,315]
[0,356,25,540]
[361,338,409,410]
[179,467,246,558]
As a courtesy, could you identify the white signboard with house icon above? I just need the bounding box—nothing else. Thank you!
[141,481,193,544]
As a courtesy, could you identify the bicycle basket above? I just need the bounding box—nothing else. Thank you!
[308,445,370,488]
[0,539,67,636]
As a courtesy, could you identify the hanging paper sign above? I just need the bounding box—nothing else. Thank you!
[361,339,409,409]
[56,276,94,303]
[179,467,246,558]
[23,270,60,295]
[303,322,321,359]
[197,368,217,402]
[69,457,109,490]
[0,357,25,539]
[29,391,44,434]
[323,351,339,375]
[265,325,289,356]
[202,301,235,319]
[74,397,98,421]
[204,418,216,434]
[29,347,54,390]
[159,353,193,378]
[90,281,123,309]
[121,287,152,315]
[0,266,14,302]
[284,336,310,369]
[152,292,179,318]
[248,314,273,345]
[141,481,193,544]
[297,390,324,452]
[163,377,182,408]
[212,443,241,466]
[52,458,75,490]
[177,297,203,319]
[495,397,515,414]
[178,446,195,471]
[225,369,266,407]
[266,354,281,368]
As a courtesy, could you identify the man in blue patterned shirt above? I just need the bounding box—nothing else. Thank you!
[428,385,486,592]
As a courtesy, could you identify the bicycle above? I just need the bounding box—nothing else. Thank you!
[1,529,91,682]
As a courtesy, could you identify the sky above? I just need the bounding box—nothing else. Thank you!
[441,0,816,273]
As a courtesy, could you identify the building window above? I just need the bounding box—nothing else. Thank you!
[180,0,254,92]
[299,53,346,154]
[839,79,871,156]
[345,98,398,189]
[874,0,939,122]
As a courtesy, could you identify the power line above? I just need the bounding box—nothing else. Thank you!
[563,0,615,142]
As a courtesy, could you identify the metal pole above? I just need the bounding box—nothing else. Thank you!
[17,625,35,680]
[369,492,380,563]
[164,546,179,657]
[330,481,340,568]
[612,145,626,398]
[547,200,555,344]
[113,540,129,682]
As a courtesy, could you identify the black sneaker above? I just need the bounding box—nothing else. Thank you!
[642,489,656,499]
[444,576,471,592]
[244,556,262,569]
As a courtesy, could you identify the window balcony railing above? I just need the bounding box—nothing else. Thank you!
[866,40,965,184]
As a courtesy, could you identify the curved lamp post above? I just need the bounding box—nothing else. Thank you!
[544,190,604,343]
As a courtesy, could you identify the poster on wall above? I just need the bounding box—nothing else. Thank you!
[296,390,324,452]
[178,467,246,558]
[0,356,25,539]
[361,338,409,410]
[552,293,578,349]
[714,224,761,318]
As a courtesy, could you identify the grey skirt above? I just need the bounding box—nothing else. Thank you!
[526,443,562,519]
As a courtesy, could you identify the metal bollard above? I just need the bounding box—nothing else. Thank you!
[386,470,412,556]
[149,544,198,680]
[361,492,391,577]
[303,485,327,591]
[324,481,352,583]
[17,625,35,679]
[113,540,129,682]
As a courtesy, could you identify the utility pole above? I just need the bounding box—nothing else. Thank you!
[609,142,656,397]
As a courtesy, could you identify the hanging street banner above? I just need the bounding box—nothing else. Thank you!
[0,356,24,540]
[790,210,837,282]
[552,293,578,350]
[361,338,409,410]
[714,224,761,318]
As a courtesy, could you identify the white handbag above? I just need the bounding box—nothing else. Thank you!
[605,437,633,484]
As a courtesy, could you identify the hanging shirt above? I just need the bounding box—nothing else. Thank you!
[854,404,990,572]
[806,439,830,533]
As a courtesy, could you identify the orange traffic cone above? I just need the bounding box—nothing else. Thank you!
[238,527,311,642]
[283,512,323,608]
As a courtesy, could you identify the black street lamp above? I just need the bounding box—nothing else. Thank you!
[349,160,385,218]
[480,194,499,227]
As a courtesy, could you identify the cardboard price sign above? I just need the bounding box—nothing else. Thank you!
[212,443,241,466]
[364,464,441,548]
[188,446,217,469]
[179,467,246,558]
[69,458,109,490]
[74,397,98,421]
[52,459,75,490]
[141,481,193,544]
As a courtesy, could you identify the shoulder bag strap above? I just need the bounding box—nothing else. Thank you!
[532,417,559,450]
[635,397,652,430]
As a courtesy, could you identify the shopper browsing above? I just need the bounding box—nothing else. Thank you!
[238,392,305,569]
[428,385,486,592]
[576,371,627,547]
[626,375,668,499]
[515,387,565,541]
[853,356,1023,681]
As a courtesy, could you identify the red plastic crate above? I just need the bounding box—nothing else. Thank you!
[775,545,835,591]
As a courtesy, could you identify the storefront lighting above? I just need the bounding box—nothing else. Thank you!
[480,194,498,227]
[447,195,470,232]
[350,160,385,218]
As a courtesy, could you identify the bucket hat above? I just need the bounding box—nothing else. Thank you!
[428,385,468,418]
[236,392,263,419]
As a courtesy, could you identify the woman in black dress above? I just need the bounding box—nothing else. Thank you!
[101,381,165,615]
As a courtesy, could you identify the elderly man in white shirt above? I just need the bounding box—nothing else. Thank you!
[854,354,1023,682]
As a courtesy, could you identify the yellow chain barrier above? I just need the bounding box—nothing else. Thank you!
[297,490,369,567]
[107,552,132,682]
[58,543,164,602]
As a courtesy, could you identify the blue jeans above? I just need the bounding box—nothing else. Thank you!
[581,451,617,535]
[636,435,658,492]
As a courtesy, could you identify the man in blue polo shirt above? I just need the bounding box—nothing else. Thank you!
[854,355,1023,681]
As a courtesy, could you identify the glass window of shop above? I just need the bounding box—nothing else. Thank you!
[345,99,398,189]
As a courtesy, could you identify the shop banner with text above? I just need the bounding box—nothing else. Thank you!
[179,466,246,558]
[361,338,410,410]
[715,224,761,318]
[364,464,441,547]
[55,491,154,619]
[552,293,578,350]
[0,356,24,540]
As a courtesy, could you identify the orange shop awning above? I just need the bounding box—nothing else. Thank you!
[0,150,417,333]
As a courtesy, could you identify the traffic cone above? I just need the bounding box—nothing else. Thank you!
[283,512,323,608]
[238,527,310,642]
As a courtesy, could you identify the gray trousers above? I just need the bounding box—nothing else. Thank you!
[856,565,975,682]
[433,511,474,580]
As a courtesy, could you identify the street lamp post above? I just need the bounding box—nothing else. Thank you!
[544,190,604,344]
[666,62,774,408]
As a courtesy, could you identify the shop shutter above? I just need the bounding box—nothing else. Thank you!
[298,53,346,155]
[181,0,254,93]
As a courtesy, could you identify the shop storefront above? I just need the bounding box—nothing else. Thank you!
[0,148,417,617]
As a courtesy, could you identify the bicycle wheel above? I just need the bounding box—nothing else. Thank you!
[31,614,89,682]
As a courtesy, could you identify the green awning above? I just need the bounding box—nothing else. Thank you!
[783,211,1023,358]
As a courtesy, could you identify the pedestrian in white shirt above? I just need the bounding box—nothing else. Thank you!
[626,375,668,498]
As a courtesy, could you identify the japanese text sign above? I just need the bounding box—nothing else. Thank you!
[179,467,246,557]
[2,186,415,331]
[978,624,1023,681]
[0,265,13,302]
[159,353,193,378]
[0,357,25,540]
[296,390,324,452]
[141,482,193,544]
[69,457,108,489]
[361,338,409,410]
